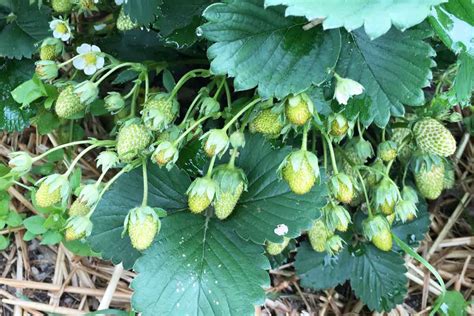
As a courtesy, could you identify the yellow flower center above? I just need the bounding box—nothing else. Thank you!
[83,53,97,65]
[55,23,68,34]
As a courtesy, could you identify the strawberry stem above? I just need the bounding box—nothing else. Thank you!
[223,98,261,132]
[179,92,206,127]
[321,131,339,174]
[141,161,148,207]
[206,155,217,178]
[301,123,309,151]
[94,62,136,86]
[168,69,210,100]
[33,139,93,162]
[356,169,373,218]
[174,115,213,146]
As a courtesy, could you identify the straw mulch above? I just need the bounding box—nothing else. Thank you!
[0,122,472,315]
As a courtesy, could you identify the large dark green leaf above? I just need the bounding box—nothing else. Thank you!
[265,0,445,39]
[0,0,50,59]
[336,28,435,127]
[132,212,270,315]
[88,164,191,269]
[200,0,341,99]
[123,0,162,25]
[350,244,407,312]
[429,0,474,56]
[295,241,352,290]
[452,52,474,104]
[227,134,328,244]
[0,59,35,131]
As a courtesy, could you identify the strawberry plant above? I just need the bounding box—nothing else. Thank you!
[0,0,473,314]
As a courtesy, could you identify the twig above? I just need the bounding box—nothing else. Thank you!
[98,263,124,310]
[427,193,472,258]
[2,298,85,315]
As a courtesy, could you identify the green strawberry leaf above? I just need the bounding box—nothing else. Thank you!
[265,0,445,39]
[336,28,435,127]
[227,134,328,244]
[350,244,407,312]
[295,241,352,290]
[123,0,162,25]
[429,0,474,56]
[392,199,430,250]
[154,0,212,48]
[0,0,50,59]
[0,59,35,131]
[452,52,474,104]
[88,164,191,269]
[132,212,270,315]
[200,0,341,99]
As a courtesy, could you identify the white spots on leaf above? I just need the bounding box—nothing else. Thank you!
[274,224,288,236]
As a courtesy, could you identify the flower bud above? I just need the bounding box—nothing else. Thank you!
[104,92,125,112]
[229,131,245,149]
[200,97,220,116]
[8,151,33,175]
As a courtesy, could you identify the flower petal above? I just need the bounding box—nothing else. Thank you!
[84,65,97,75]
[76,43,91,54]
[95,56,105,69]
[73,57,86,70]
[91,45,101,53]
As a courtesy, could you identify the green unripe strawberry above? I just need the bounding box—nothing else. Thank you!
[415,162,445,200]
[308,220,331,252]
[323,202,351,232]
[363,215,392,251]
[142,93,179,131]
[202,129,230,157]
[128,215,160,251]
[65,226,85,241]
[213,165,247,220]
[68,200,90,216]
[249,109,283,138]
[391,127,415,163]
[116,122,152,162]
[40,45,57,60]
[329,113,349,137]
[55,86,85,119]
[285,94,313,126]
[374,178,399,215]
[36,183,61,208]
[326,235,344,255]
[413,118,456,157]
[372,229,392,251]
[378,141,398,162]
[187,177,217,214]
[281,150,319,195]
[117,8,138,31]
[330,173,354,204]
[51,0,73,13]
[214,182,244,220]
[266,237,290,256]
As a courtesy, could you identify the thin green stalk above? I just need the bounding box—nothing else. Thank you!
[179,92,205,127]
[321,132,338,174]
[34,140,93,161]
[213,77,226,100]
[228,147,238,168]
[144,72,149,103]
[94,62,135,86]
[206,155,217,178]
[174,115,212,145]
[168,69,210,100]
[141,161,148,206]
[223,98,261,132]
[301,124,309,151]
[64,143,102,177]
[356,169,373,218]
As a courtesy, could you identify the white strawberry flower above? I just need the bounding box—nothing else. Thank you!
[50,19,72,42]
[333,74,365,105]
[73,43,105,75]
[115,0,127,4]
